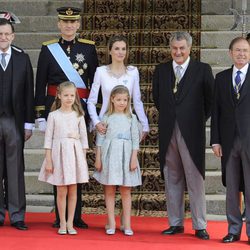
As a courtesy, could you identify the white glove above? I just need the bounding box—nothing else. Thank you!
[37,118,47,132]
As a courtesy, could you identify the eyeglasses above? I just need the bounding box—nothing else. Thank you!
[0,32,13,38]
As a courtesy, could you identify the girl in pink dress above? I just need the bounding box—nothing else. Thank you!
[39,81,89,235]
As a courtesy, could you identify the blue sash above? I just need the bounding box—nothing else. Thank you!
[47,43,86,89]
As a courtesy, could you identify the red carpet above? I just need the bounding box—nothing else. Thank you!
[0,213,249,250]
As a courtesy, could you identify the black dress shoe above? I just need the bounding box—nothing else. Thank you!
[52,220,60,228]
[0,221,4,226]
[73,219,88,229]
[161,226,184,235]
[222,233,240,243]
[11,221,28,230]
[195,229,210,240]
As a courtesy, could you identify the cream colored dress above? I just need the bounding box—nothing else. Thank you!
[38,110,89,186]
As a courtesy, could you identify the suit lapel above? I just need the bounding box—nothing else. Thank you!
[176,59,195,103]
[238,65,250,104]
[162,62,175,104]
[225,67,235,107]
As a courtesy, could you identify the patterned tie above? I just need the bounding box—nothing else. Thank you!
[235,70,242,91]
[173,65,182,94]
[1,53,6,68]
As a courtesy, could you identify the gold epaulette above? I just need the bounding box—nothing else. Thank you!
[78,38,95,45]
[35,105,45,111]
[42,39,59,46]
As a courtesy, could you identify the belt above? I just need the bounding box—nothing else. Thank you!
[47,85,90,99]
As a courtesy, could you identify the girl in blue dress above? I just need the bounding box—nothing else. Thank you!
[94,85,141,236]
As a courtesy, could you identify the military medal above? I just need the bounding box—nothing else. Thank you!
[66,46,70,54]
[75,53,85,63]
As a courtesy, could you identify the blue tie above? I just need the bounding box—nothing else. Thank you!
[235,70,242,92]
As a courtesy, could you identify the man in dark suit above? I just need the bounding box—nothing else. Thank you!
[211,37,250,244]
[0,16,34,230]
[35,7,98,229]
[152,31,214,240]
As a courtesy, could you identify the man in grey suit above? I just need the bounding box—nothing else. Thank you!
[0,15,34,230]
[152,31,214,240]
[211,37,250,244]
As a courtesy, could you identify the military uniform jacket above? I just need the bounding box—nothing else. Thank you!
[35,37,98,119]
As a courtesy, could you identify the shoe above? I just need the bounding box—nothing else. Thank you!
[222,233,240,243]
[124,229,134,236]
[195,229,210,240]
[67,228,78,235]
[161,226,184,235]
[106,228,116,235]
[52,220,60,228]
[11,221,28,230]
[0,221,4,226]
[57,228,67,235]
[242,209,246,222]
[73,219,88,229]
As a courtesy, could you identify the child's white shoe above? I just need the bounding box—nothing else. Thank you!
[106,228,116,235]
[124,229,134,236]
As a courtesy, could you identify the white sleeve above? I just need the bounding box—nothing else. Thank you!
[79,116,89,149]
[132,67,149,132]
[87,67,101,127]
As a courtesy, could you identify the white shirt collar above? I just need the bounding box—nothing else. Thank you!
[233,63,249,77]
[0,46,12,56]
[172,56,190,71]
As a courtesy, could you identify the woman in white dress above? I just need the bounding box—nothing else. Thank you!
[87,34,149,138]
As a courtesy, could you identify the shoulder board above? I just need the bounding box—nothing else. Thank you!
[42,39,59,46]
[78,38,95,45]
[11,45,23,53]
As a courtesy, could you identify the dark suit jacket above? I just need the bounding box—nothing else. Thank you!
[152,59,214,179]
[211,65,250,186]
[11,47,34,137]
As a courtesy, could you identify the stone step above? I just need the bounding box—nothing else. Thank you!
[26,193,226,216]
[201,31,242,49]
[201,15,247,31]
[202,0,250,15]
[0,0,83,17]
[24,170,225,195]
[201,49,231,67]
[24,147,221,173]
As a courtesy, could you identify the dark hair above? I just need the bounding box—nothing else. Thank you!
[106,34,129,65]
[50,81,84,117]
[247,33,250,42]
[0,19,14,33]
[229,37,248,50]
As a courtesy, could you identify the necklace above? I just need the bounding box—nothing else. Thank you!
[107,65,126,79]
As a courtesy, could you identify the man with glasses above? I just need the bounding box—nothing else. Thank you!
[0,14,34,230]
[211,37,250,244]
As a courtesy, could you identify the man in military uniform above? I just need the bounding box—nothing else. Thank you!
[35,7,98,229]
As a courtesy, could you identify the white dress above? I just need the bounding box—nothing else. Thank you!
[38,110,89,186]
[93,113,142,187]
[87,65,149,132]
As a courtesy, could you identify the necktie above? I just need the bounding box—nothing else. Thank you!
[1,53,6,68]
[234,70,242,99]
[173,65,182,93]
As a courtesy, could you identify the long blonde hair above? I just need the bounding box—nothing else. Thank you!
[106,85,131,117]
[50,81,84,117]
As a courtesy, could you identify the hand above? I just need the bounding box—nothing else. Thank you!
[212,145,223,157]
[24,129,32,141]
[45,162,53,174]
[96,122,107,135]
[140,131,148,142]
[38,119,47,132]
[130,156,138,171]
[95,160,102,172]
